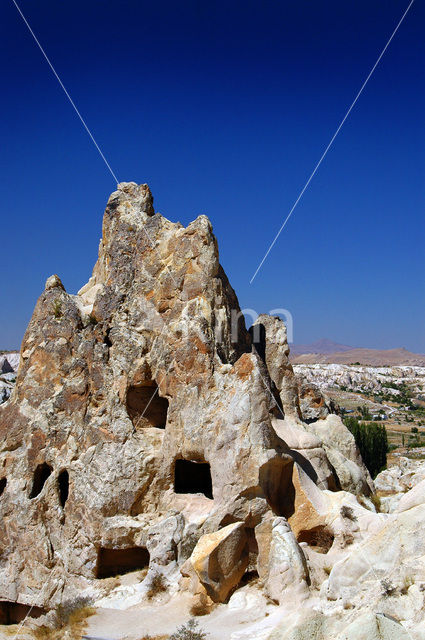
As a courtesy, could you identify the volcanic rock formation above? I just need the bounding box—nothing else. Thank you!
[0,183,374,618]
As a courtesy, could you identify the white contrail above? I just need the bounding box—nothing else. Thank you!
[250,0,415,284]
[11,0,119,184]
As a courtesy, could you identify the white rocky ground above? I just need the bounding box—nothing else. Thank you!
[293,363,425,398]
[63,455,425,639]
[375,455,425,513]
[4,452,421,640]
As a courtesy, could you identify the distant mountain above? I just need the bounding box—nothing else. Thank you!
[290,338,354,356]
[291,346,425,367]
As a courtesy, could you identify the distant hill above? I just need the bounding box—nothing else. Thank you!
[290,338,354,356]
[291,346,425,366]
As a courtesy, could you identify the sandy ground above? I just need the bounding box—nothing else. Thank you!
[83,586,284,640]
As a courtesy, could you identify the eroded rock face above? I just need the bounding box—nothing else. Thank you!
[0,183,373,613]
[256,516,309,604]
[305,415,374,495]
[296,381,338,423]
[251,314,301,421]
[0,183,290,608]
[185,522,249,602]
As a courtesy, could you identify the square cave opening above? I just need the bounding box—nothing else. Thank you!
[126,382,169,429]
[174,459,213,499]
[0,602,46,625]
[96,547,150,579]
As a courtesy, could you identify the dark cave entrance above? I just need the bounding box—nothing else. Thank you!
[126,382,169,429]
[0,601,46,625]
[249,322,266,362]
[174,459,213,499]
[297,525,335,553]
[0,477,6,497]
[29,462,53,499]
[259,457,295,517]
[96,547,150,579]
[58,470,69,508]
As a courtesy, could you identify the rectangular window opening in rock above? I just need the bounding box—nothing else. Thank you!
[0,602,46,625]
[174,459,213,499]
[96,547,150,579]
[126,382,169,429]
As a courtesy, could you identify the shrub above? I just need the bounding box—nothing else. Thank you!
[189,595,211,617]
[169,619,208,640]
[52,299,62,319]
[146,572,168,599]
[370,494,381,512]
[380,579,395,596]
[344,417,388,478]
[400,576,414,595]
[340,532,354,548]
[340,505,357,521]
[34,596,95,640]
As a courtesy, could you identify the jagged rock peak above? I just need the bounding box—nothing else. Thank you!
[112,181,155,217]
[0,183,377,623]
[44,274,65,291]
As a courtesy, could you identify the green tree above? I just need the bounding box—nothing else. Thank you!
[344,417,388,478]
[357,405,372,421]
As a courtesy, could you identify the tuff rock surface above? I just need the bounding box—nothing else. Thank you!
[0,183,424,639]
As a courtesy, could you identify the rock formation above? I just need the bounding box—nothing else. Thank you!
[1,183,424,639]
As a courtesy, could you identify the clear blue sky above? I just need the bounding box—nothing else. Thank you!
[1,0,424,352]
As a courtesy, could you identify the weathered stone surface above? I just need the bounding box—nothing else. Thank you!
[0,375,15,405]
[375,456,425,494]
[0,183,294,610]
[326,504,425,611]
[297,381,338,422]
[250,318,372,494]
[256,516,309,603]
[44,274,65,291]
[396,478,425,513]
[251,314,301,420]
[271,417,338,490]
[186,522,249,602]
[3,182,418,638]
[305,415,374,495]
[285,464,328,540]
[341,612,412,640]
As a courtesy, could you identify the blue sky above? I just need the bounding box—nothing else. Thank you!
[1,0,424,352]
